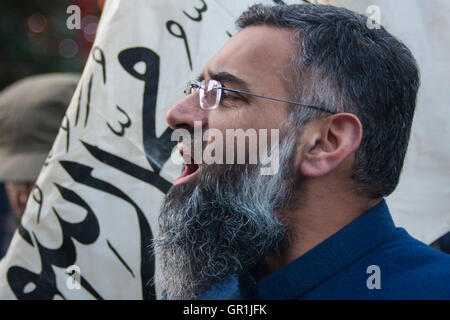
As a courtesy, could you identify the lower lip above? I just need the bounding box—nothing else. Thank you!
[172,165,201,186]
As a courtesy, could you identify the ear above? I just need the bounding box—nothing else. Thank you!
[300,113,362,178]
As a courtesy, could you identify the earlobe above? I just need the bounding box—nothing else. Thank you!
[299,113,362,178]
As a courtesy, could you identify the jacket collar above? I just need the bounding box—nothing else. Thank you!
[256,199,396,299]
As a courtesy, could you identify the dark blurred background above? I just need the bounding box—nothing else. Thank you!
[0,0,104,91]
[0,0,104,258]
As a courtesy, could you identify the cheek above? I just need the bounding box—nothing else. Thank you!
[203,115,284,165]
[206,108,255,148]
[207,107,245,131]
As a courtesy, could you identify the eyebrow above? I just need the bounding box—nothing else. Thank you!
[198,71,251,92]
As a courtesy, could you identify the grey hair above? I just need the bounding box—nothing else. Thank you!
[236,4,420,198]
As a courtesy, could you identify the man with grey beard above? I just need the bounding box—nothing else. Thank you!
[154,4,450,300]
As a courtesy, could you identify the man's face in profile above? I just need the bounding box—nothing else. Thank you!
[155,26,303,299]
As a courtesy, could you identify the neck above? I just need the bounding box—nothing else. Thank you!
[254,187,382,281]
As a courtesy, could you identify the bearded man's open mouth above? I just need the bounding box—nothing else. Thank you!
[173,144,201,186]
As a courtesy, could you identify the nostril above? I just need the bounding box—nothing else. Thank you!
[175,123,194,133]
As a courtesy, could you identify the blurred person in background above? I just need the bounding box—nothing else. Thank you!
[0,73,79,258]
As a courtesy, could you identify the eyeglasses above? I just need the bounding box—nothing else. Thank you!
[184,79,336,114]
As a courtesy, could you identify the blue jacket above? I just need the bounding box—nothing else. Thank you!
[200,200,450,299]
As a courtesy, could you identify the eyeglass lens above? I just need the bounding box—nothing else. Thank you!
[200,80,221,109]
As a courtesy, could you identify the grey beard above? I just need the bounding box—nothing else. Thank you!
[153,133,298,300]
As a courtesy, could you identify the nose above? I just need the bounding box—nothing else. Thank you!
[166,92,208,131]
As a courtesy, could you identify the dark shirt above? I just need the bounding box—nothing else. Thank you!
[199,200,450,299]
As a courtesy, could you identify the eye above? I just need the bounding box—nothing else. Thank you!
[221,91,233,100]
[221,91,250,109]
[218,92,239,106]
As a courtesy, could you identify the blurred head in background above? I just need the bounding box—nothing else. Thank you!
[0,73,79,219]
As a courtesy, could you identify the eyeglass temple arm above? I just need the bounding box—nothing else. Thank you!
[221,87,336,114]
